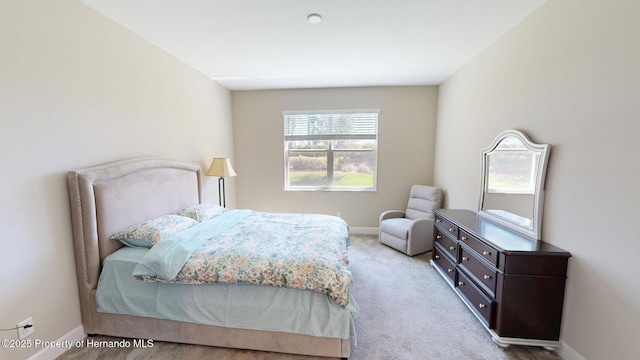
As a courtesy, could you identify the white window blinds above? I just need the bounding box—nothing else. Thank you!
[283,110,379,140]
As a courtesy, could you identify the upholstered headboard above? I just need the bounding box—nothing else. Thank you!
[67,157,202,307]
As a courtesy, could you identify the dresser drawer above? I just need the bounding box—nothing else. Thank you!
[433,244,456,283]
[457,271,495,327]
[435,216,458,238]
[459,247,497,295]
[434,228,459,261]
[459,229,498,267]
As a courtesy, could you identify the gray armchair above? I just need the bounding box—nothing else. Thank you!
[379,185,443,256]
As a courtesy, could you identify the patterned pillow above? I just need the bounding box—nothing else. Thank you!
[175,203,227,222]
[111,215,199,248]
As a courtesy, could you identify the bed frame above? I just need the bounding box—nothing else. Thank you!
[67,157,350,358]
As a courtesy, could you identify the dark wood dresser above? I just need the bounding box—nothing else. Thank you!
[431,209,571,350]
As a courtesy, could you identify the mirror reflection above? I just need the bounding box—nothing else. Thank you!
[479,130,550,239]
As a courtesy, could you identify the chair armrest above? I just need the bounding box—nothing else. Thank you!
[379,210,406,222]
[406,218,436,255]
[409,218,434,233]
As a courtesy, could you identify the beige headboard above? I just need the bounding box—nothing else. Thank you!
[67,157,202,301]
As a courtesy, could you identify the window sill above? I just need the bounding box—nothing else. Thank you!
[285,187,376,192]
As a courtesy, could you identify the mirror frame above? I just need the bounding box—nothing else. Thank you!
[478,129,550,240]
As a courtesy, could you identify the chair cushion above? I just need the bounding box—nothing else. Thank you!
[380,218,413,240]
[405,185,443,220]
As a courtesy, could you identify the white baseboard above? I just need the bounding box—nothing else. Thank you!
[28,325,85,360]
[555,339,586,360]
[349,227,378,235]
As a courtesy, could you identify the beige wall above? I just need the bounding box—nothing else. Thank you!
[232,86,438,228]
[0,1,233,359]
[435,0,640,359]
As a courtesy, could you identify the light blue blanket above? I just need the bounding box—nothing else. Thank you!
[98,247,357,340]
[133,209,253,280]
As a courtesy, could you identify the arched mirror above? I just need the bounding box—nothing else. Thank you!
[478,130,550,240]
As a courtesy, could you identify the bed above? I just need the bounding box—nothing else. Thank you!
[67,157,356,358]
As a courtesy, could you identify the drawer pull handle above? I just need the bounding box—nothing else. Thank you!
[447,269,453,273]
[483,251,491,256]
[449,246,456,251]
[483,275,491,280]
[436,219,442,222]
[462,256,468,261]
[449,228,455,232]
[461,236,467,241]
[436,235,442,239]
[458,281,464,286]
[434,255,440,259]
[478,303,486,309]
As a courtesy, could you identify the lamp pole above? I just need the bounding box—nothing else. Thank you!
[218,177,225,207]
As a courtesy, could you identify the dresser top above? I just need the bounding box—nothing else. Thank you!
[435,209,570,256]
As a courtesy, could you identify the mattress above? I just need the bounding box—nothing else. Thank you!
[97,246,358,340]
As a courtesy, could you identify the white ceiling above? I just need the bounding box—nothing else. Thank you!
[81,0,547,91]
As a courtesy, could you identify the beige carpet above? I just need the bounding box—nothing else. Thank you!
[57,235,562,360]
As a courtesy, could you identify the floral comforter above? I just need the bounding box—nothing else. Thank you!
[133,210,353,308]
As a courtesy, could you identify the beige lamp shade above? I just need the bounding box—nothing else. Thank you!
[205,158,237,177]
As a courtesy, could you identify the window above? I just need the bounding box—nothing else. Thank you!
[283,110,379,191]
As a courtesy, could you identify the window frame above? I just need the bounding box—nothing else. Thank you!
[283,109,379,192]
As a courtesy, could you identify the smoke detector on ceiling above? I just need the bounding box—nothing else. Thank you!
[307,13,322,24]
